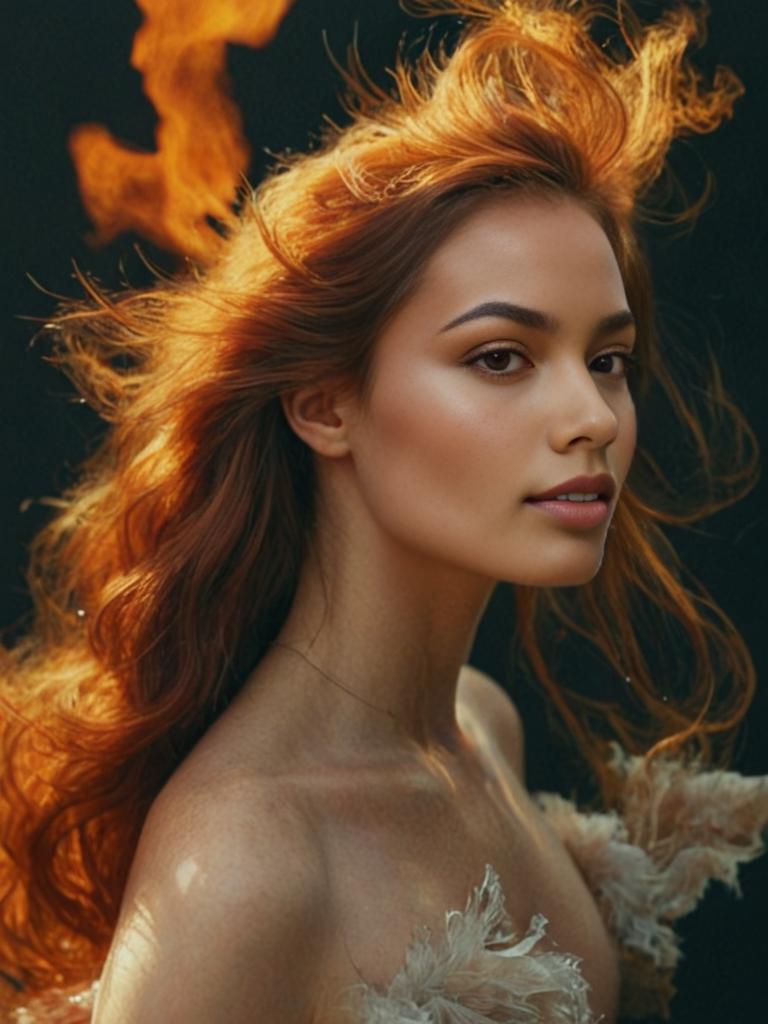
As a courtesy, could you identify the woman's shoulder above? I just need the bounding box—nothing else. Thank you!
[93,768,334,1021]
[457,664,525,782]
[136,753,328,902]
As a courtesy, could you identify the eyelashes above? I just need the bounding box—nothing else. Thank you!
[465,346,638,380]
[589,351,638,377]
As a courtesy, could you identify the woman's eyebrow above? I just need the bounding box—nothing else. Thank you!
[438,301,635,337]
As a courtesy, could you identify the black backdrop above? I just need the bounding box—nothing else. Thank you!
[2,1,767,1021]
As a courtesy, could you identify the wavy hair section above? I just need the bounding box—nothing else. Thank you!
[0,0,758,1006]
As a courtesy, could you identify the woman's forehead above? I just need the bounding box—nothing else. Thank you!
[392,195,628,333]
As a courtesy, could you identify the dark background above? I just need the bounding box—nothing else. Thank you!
[2,1,766,1020]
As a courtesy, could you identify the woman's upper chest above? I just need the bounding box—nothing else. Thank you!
[312,753,620,1023]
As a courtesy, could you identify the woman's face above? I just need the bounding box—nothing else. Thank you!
[343,194,637,587]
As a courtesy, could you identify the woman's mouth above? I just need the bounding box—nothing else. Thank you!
[524,494,611,528]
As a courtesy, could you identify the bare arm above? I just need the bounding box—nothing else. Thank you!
[92,780,331,1024]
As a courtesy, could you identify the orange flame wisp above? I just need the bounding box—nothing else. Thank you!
[69,0,294,263]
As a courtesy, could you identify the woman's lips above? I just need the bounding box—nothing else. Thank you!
[524,497,610,528]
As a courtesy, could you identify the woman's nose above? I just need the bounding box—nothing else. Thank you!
[547,365,620,452]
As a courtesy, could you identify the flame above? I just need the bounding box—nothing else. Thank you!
[69,0,294,263]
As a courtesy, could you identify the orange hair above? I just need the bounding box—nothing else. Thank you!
[0,0,758,1006]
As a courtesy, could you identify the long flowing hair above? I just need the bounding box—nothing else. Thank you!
[0,0,758,1005]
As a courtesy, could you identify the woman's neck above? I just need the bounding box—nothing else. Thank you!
[243,529,496,761]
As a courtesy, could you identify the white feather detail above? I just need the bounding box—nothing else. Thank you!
[10,745,768,1022]
[536,743,768,973]
[346,863,598,1024]
[349,746,768,1022]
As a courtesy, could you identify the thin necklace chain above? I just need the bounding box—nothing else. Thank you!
[267,640,399,723]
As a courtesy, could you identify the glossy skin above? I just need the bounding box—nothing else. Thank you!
[93,194,634,1023]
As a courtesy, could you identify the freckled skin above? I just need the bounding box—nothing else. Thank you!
[341,195,637,589]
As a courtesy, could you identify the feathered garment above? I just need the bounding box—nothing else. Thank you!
[9,743,768,1023]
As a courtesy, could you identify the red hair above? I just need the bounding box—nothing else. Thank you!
[0,0,758,1007]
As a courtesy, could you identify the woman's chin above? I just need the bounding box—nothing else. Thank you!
[501,553,606,588]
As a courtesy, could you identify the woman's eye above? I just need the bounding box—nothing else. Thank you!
[591,351,637,377]
[466,347,638,379]
[468,348,529,376]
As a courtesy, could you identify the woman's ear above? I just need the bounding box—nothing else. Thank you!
[280,382,357,458]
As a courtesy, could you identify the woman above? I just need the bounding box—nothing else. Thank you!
[2,1,766,1021]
